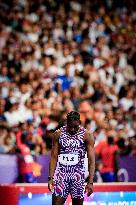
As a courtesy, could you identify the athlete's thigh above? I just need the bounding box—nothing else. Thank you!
[53,170,70,199]
[70,171,85,199]
[52,193,66,205]
[72,197,84,205]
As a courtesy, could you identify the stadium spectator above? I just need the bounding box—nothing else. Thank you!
[98,136,118,182]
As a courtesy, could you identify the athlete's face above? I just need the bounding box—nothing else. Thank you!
[67,120,80,135]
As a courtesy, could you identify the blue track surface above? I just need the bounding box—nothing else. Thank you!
[19,192,136,205]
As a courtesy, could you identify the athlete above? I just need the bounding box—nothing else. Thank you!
[48,111,95,205]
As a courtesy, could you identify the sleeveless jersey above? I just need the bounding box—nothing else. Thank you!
[57,125,87,172]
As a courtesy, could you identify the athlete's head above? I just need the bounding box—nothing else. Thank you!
[66,111,81,135]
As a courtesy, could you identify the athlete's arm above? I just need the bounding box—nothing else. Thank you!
[84,130,95,196]
[49,130,60,178]
[48,130,60,191]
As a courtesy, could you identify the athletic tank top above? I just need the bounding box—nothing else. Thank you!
[58,125,87,171]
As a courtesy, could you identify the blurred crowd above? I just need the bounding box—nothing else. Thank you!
[0,0,136,181]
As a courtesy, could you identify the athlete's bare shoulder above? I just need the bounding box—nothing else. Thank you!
[53,129,61,141]
[83,129,94,144]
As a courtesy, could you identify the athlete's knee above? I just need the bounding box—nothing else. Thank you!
[72,198,84,205]
[52,194,66,205]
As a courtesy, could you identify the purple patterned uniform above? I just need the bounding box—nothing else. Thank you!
[53,126,87,199]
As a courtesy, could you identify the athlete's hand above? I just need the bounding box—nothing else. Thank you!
[48,179,54,192]
[85,183,93,197]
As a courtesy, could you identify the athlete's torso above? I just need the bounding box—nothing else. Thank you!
[57,126,87,172]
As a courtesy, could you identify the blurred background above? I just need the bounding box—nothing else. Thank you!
[0,0,136,184]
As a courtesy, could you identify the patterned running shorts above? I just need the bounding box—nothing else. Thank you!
[53,169,85,199]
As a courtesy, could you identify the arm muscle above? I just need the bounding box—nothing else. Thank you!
[84,131,95,183]
[49,130,60,178]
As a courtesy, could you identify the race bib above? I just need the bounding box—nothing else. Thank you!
[58,154,78,166]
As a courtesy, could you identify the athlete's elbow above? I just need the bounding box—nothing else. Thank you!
[51,153,58,162]
[88,154,95,164]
